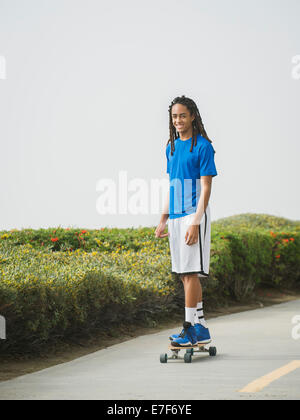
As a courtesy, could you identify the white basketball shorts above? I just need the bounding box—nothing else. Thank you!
[167,204,211,278]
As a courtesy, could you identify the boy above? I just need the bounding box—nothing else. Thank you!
[155,95,218,347]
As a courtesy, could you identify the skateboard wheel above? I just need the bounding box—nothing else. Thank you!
[186,348,194,355]
[184,353,192,363]
[209,346,217,357]
[160,353,168,363]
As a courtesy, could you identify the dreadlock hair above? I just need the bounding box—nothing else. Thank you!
[167,95,214,156]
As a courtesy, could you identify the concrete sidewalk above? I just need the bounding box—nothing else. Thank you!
[0,299,299,400]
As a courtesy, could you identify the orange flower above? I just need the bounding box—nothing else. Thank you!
[282,239,289,243]
[275,254,280,259]
[81,230,87,234]
[51,237,59,242]
[289,237,295,242]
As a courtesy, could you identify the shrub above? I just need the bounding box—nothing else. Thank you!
[0,214,299,355]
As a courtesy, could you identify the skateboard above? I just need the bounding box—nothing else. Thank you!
[160,341,217,363]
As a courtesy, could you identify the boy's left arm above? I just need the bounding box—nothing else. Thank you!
[185,176,212,245]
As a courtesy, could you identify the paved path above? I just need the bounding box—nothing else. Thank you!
[0,300,299,400]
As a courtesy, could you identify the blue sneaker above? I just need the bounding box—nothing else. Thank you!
[194,323,211,344]
[170,322,198,347]
[170,323,212,344]
[169,328,184,341]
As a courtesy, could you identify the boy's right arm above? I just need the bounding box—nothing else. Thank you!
[160,191,169,223]
[155,187,169,238]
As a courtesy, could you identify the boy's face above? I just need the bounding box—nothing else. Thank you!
[171,103,195,135]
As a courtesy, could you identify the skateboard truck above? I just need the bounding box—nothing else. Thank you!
[160,342,217,363]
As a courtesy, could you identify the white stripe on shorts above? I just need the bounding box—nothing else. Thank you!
[167,204,211,277]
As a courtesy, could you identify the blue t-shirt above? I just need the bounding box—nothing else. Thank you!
[166,134,218,219]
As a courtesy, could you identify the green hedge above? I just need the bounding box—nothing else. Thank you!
[0,214,299,355]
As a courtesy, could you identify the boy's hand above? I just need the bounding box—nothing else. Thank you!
[155,222,169,238]
[185,224,199,245]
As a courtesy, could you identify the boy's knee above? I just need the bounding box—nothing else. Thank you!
[181,274,199,282]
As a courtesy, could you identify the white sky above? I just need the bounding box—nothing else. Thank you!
[0,0,299,230]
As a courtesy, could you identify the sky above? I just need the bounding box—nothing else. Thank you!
[0,0,299,231]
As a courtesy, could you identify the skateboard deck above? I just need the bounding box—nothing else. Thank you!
[168,342,211,350]
[160,341,217,363]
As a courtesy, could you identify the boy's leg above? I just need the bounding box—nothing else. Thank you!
[169,275,208,343]
[180,275,202,302]
[179,274,199,326]
[197,278,202,303]
[182,274,201,308]
[195,278,207,326]
[183,275,209,330]
[170,274,199,347]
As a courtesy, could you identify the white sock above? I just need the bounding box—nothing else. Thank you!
[185,307,196,326]
[194,307,199,325]
[196,302,208,328]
